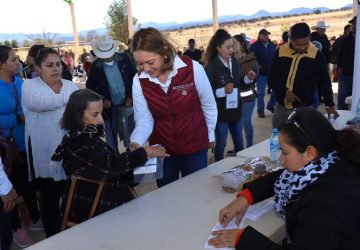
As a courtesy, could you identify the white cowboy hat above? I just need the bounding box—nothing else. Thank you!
[91,37,120,59]
[311,20,330,30]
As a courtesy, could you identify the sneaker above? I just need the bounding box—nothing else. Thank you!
[226,150,235,156]
[13,228,34,248]
[29,220,44,231]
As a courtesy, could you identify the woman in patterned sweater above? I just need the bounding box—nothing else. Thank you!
[52,89,167,224]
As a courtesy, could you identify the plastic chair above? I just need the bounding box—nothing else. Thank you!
[116,107,135,147]
[61,175,105,231]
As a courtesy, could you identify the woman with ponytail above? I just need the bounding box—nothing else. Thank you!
[209,108,360,249]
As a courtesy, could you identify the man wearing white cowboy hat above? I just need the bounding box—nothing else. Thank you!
[311,20,331,108]
[86,37,137,151]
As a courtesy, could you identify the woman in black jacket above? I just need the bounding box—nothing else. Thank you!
[208,108,360,249]
[52,89,167,224]
[203,29,256,161]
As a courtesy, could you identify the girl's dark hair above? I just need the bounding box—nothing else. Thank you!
[289,22,310,40]
[278,108,360,165]
[233,34,249,53]
[34,47,59,66]
[203,29,232,67]
[27,44,45,60]
[131,27,176,72]
[0,45,12,65]
[61,89,103,131]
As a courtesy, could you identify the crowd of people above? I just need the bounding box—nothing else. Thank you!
[0,15,359,250]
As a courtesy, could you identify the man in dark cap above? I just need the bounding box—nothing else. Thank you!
[249,28,277,117]
[337,16,357,110]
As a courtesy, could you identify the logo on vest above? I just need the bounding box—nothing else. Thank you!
[181,90,187,95]
[172,82,194,91]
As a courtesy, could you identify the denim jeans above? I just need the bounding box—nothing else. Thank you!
[338,73,353,110]
[104,107,119,151]
[156,148,208,187]
[241,99,256,148]
[257,75,276,113]
[313,90,319,110]
[214,119,243,162]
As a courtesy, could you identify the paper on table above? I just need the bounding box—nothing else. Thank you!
[226,88,238,109]
[133,157,157,175]
[204,197,275,250]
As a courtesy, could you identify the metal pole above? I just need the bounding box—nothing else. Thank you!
[127,0,134,39]
[70,2,80,65]
[351,4,360,111]
[212,0,219,33]
[353,0,358,16]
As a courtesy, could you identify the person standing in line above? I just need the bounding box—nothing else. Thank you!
[268,22,338,128]
[337,16,357,110]
[203,29,256,161]
[0,131,18,250]
[249,29,277,117]
[233,35,257,148]
[0,45,42,248]
[22,47,78,237]
[310,20,331,108]
[129,27,217,187]
[183,38,203,63]
[86,37,136,151]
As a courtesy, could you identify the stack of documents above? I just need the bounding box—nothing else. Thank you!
[205,197,275,249]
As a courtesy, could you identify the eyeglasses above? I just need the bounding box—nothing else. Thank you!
[285,110,312,142]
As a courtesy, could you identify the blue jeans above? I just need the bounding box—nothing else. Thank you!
[104,107,119,151]
[257,75,276,113]
[214,119,243,162]
[313,90,319,110]
[338,73,353,110]
[156,148,208,187]
[241,100,256,148]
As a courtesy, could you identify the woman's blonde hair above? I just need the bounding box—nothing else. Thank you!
[131,27,176,72]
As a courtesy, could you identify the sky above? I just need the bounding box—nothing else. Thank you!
[0,0,353,34]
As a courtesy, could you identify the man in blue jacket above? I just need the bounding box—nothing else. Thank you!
[249,29,277,117]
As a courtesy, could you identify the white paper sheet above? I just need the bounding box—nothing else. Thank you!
[133,157,157,175]
[205,197,275,249]
[226,88,238,109]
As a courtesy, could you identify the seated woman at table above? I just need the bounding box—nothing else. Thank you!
[208,108,360,249]
[51,89,168,223]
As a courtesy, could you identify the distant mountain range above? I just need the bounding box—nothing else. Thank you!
[0,4,352,44]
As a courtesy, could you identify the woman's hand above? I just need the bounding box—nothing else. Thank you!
[224,83,234,94]
[208,229,240,248]
[208,141,215,149]
[246,70,257,80]
[219,196,249,227]
[103,99,112,109]
[144,145,169,158]
[130,142,141,152]
[1,188,18,213]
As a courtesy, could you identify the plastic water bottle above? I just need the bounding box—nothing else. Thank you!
[356,98,360,124]
[270,128,280,162]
